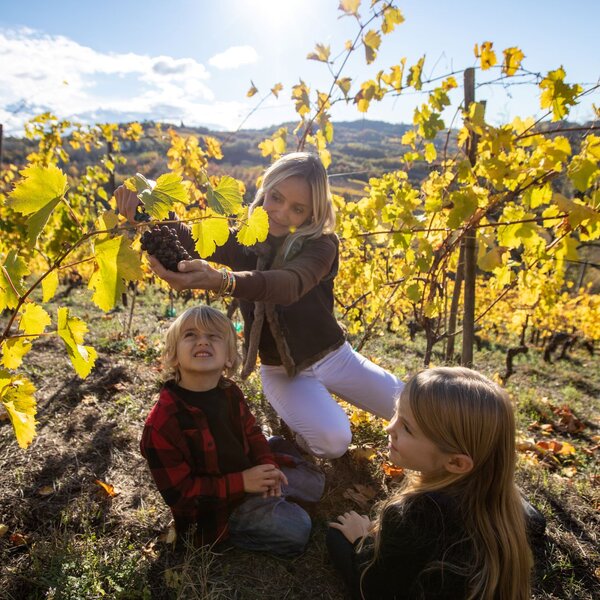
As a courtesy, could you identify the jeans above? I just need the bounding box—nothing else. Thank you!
[228,437,325,557]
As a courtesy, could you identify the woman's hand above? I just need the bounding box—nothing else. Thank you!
[115,184,142,223]
[329,511,373,543]
[148,256,222,292]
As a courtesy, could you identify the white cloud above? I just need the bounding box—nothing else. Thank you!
[0,28,254,135]
[208,45,258,70]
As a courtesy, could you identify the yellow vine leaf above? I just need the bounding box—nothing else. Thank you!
[339,0,360,16]
[19,303,51,336]
[57,307,98,378]
[474,41,497,70]
[42,270,59,302]
[0,370,37,449]
[237,206,269,246]
[307,43,331,63]
[0,251,30,311]
[192,212,230,258]
[539,67,583,122]
[271,83,283,98]
[89,235,143,312]
[407,56,425,90]
[292,81,311,117]
[382,6,404,34]
[363,30,381,64]
[553,194,599,229]
[7,164,68,246]
[1,338,32,370]
[567,156,599,192]
[247,81,258,97]
[206,176,244,216]
[336,77,352,98]
[204,136,223,160]
[502,47,525,76]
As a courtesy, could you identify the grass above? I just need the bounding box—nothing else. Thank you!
[1,284,599,599]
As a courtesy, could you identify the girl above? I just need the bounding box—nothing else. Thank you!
[328,367,534,600]
[117,152,402,458]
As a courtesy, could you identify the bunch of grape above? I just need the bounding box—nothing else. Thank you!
[140,225,192,271]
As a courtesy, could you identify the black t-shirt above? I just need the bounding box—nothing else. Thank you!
[174,384,252,474]
[356,492,473,599]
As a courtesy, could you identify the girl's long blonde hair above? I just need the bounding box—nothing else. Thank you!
[366,367,532,600]
[249,152,336,259]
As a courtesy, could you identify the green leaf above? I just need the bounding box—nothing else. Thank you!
[19,303,51,335]
[237,206,269,246]
[88,235,143,312]
[447,190,478,229]
[406,283,421,303]
[1,338,32,370]
[568,157,598,192]
[206,176,244,216]
[138,173,188,220]
[7,165,68,246]
[57,308,98,378]
[0,370,37,449]
[0,251,30,311]
[191,213,231,258]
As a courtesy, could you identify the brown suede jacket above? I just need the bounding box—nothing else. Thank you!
[174,223,345,377]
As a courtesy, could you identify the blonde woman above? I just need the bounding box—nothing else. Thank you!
[328,367,541,600]
[118,153,401,458]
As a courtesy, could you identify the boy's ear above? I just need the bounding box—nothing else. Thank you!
[444,453,474,475]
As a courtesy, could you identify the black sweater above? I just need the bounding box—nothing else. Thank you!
[355,492,473,599]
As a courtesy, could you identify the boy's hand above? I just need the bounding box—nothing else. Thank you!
[242,464,287,495]
[265,468,289,497]
[329,511,372,543]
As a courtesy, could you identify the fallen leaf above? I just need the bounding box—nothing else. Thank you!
[10,532,28,546]
[158,522,177,544]
[95,479,118,498]
[343,483,377,510]
[561,466,577,478]
[381,462,404,478]
[37,485,54,496]
[0,524,8,537]
[350,446,377,461]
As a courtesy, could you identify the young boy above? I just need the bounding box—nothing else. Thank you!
[141,305,323,556]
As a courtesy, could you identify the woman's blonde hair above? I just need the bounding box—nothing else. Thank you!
[249,152,336,259]
[366,367,532,600]
[162,305,241,381]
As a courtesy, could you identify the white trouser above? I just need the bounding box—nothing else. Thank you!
[260,342,403,459]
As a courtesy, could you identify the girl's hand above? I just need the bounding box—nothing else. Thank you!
[329,511,373,543]
[242,464,284,495]
[148,256,221,292]
[115,185,142,223]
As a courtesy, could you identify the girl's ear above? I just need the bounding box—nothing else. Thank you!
[444,453,474,474]
[224,359,233,369]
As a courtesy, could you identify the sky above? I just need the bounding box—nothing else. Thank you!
[1,0,598,136]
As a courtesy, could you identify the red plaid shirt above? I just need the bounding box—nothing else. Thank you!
[140,379,278,544]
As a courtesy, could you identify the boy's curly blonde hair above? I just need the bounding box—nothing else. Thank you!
[162,305,241,382]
